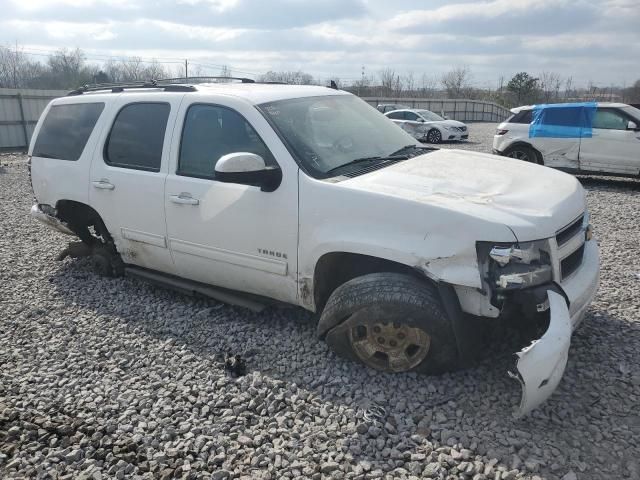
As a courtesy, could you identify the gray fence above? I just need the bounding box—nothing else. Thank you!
[363,97,511,123]
[0,88,67,151]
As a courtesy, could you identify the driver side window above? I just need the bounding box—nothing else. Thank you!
[405,112,419,121]
[178,104,275,179]
[593,109,628,130]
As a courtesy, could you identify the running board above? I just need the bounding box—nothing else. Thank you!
[124,266,266,312]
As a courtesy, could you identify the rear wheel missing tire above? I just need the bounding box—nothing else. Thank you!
[318,272,459,374]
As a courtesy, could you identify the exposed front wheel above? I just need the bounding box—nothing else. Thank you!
[318,273,459,374]
[426,128,442,144]
[505,145,540,164]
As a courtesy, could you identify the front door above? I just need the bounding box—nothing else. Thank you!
[89,93,184,273]
[164,98,299,304]
[579,107,640,175]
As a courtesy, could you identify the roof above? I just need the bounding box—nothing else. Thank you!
[510,102,630,113]
[69,82,350,105]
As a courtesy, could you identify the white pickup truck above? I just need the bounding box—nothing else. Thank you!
[29,79,600,416]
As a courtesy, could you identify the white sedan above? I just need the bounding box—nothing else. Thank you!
[385,109,468,143]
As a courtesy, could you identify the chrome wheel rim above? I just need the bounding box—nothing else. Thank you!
[348,318,431,372]
[427,130,441,143]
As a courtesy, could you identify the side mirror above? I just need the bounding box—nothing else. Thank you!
[215,152,282,192]
[628,120,638,131]
[418,118,425,123]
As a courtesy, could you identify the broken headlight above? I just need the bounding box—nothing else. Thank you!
[477,239,552,291]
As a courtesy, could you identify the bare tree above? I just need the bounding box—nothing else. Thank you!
[257,71,314,85]
[441,66,473,98]
[378,68,396,94]
[539,71,563,103]
[419,74,438,98]
[403,72,415,97]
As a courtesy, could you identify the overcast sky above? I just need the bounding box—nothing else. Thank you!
[1,0,638,87]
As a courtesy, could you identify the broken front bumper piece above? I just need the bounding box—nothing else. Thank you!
[510,291,571,417]
[510,239,599,417]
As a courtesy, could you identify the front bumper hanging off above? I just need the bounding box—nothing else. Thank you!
[510,240,599,417]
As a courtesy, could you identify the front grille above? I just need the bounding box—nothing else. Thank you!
[561,244,585,279]
[556,215,584,246]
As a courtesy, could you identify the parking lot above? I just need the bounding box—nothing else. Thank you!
[1,123,639,480]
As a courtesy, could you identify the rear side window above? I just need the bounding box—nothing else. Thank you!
[387,111,404,120]
[508,110,532,124]
[105,103,170,172]
[33,103,104,161]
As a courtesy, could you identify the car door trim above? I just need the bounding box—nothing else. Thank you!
[121,228,168,248]
[169,238,288,276]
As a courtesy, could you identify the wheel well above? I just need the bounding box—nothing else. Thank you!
[504,142,544,165]
[313,252,428,312]
[55,200,111,246]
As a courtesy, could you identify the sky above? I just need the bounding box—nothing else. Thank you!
[1,0,639,88]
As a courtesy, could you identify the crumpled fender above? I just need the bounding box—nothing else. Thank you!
[509,290,572,417]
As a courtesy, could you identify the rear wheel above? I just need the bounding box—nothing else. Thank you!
[505,145,540,164]
[318,273,459,374]
[426,129,442,144]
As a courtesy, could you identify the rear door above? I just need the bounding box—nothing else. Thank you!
[579,108,640,174]
[89,93,184,273]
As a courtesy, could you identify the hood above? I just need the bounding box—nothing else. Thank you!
[340,149,586,240]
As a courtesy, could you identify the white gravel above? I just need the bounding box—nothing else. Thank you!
[1,137,639,480]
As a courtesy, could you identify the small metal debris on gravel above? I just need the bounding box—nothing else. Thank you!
[1,128,639,480]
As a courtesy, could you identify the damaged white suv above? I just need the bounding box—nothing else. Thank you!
[29,80,599,416]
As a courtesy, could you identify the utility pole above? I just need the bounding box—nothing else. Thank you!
[13,40,18,89]
[185,59,188,80]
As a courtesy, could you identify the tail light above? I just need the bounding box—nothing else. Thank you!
[496,129,509,135]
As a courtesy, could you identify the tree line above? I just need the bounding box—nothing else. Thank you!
[1,45,638,107]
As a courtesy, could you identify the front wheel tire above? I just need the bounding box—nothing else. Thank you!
[318,273,459,374]
[426,129,442,144]
[505,145,540,164]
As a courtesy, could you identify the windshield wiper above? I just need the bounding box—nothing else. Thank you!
[389,144,436,157]
[326,154,408,175]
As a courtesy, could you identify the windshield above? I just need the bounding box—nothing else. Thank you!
[259,95,418,177]
[622,106,640,122]
[417,110,445,121]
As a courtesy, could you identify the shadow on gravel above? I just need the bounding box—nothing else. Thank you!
[46,258,640,479]
[577,175,640,191]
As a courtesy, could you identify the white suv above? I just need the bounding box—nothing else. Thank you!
[29,80,599,415]
[493,102,640,176]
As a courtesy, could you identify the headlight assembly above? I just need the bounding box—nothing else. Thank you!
[477,239,552,290]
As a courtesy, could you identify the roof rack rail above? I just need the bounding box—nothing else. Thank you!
[157,76,256,84]
[67,80,197,96]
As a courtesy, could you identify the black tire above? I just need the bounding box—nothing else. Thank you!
[504,145,540,164]
[318,273,459,374]
[426,129,442,144]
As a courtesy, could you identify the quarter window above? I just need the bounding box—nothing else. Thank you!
[33,103,104,161]
[105,103,170,172]
[593,109,629,130]
[178,104,274,179]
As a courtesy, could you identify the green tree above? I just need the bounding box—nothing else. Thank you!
[507,72,540,105]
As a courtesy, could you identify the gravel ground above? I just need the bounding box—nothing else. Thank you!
[1,129,639,480]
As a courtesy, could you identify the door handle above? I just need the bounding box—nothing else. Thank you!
[169,194,199,205]
[92,179,115,190]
